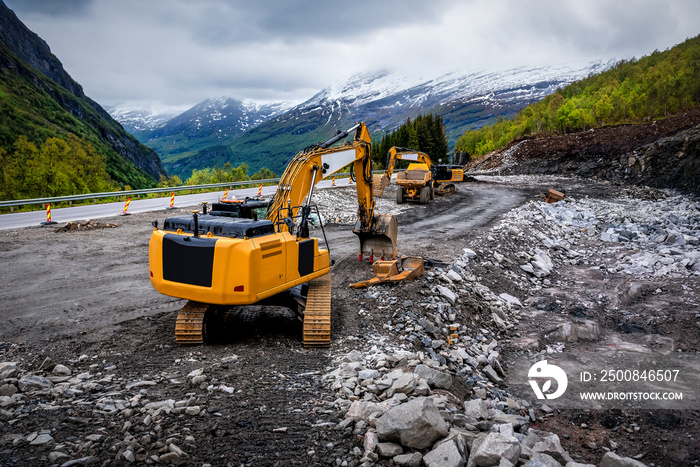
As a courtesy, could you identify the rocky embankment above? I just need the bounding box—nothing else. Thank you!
[465,112,700,196]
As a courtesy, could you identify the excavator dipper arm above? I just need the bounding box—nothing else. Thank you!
[267,123,397,260]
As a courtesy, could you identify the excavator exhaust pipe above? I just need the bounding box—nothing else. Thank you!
[353,214,398,261]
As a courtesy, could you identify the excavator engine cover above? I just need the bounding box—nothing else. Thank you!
[353,214,398,260]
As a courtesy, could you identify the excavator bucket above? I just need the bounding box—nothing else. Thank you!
[349,256,425,288]
[544,189,565,203]
[372,174,391,197]
[393,256,425,281]
[372,260,400,279]
[354,214,398,261]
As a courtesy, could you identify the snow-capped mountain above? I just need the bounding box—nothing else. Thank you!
[147,97,294,140]
[276,60,616,139]
[109,97,294,146]
[106,103,188,136]
[316,61,615,109]
[118,60,616,178]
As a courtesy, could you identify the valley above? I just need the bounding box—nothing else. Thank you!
[113,63,614,179]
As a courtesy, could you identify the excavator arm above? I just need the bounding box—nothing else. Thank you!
[267,123,397,260]
[148,121,397,348]
[384,146,432,176]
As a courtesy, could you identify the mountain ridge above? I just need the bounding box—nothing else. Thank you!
[133,60,613,178]
[0,0,166,188]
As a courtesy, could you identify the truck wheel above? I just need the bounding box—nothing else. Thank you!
[396,187,405,204]
[419,186,430,204]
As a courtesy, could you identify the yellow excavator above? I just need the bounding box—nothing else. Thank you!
[373,146,464,202]
[148,122,397,347]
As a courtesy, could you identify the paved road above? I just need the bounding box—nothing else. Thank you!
[0,179,347,230]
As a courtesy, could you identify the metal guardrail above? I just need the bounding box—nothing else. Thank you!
[0,170,383,210]
[0,178,281,209]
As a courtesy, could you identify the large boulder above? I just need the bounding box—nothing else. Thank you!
[345,400,391,422]
[423,439,465,467]
[17,375,54,392]
[414,364,453,390]
[467,432,521,467]
[376,397,449,449]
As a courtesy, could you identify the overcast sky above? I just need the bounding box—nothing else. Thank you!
[5,0,699,111]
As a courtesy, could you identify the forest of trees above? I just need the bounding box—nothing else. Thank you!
[154,163,278,187]
[454,34,700,158]
[371,114,450,168]
[0,135,114,200]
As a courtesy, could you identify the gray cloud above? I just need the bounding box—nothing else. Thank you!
[3,0,699,109]
[5,0,92,17]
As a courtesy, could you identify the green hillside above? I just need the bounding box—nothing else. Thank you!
[165,109,353,178]
[454,35,700,158]
[0,40,160,200]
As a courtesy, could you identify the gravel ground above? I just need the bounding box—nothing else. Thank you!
[0,176,698,466]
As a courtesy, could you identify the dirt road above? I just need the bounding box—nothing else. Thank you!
[0,182,530,344]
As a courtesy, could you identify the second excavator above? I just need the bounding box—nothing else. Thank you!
[373,146,464,203]
[148,123,397,347]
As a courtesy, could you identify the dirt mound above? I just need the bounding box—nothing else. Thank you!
[55,220,118,232]
[465,111,700,195]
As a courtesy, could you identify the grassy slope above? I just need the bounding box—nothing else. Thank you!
[0,39,157,191]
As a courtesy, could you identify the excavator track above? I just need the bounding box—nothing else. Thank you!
[175,301,211,345]
[436,183,456,196]
[302,274,331,347]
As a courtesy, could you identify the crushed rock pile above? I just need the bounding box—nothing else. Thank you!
[313,187,410,225]
[322,257,646,466]
[469,180,699,291]
[315,184,697,466]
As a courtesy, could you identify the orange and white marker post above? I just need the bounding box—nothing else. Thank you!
[258,184,263,196]
[121,198,131,216]
[167,192,175,210]
[222,189,229,200]
[40,203,57,225]
[332,177,336,186]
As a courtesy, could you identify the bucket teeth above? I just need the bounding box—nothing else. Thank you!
[303,274,331,348]
[372,174,390,197]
